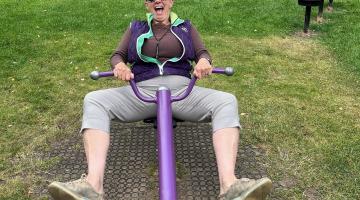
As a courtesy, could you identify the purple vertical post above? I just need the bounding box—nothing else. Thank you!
[156,87,177,200]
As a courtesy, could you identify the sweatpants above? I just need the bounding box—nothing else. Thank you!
[81,75,240,134]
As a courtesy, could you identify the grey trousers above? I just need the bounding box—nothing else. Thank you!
[81,75,240,134]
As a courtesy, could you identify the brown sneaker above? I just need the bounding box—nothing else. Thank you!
[219,177,272,200]
[48,174,104,200]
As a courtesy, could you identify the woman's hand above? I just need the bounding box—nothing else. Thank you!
[113,62,134,81]
[193,58,212,79]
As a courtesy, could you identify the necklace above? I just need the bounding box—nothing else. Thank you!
[153,25,171,59]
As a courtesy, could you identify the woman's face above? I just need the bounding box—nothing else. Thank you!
[145,0,174,24]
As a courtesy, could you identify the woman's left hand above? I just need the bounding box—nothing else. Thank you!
[193,58,212,79]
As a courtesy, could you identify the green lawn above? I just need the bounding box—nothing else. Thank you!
[0,0,359,199]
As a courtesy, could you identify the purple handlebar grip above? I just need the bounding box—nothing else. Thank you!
[90,71,114,80]
[212,67,234,76]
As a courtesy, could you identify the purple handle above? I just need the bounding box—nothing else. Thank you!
[129,80,157,103]
[90,70,156,103]
[212,67,234,76]
[90,71,114,80]
[89,67,234,103]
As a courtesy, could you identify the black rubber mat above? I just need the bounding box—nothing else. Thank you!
[41,122,269,200]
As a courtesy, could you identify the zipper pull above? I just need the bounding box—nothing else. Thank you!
[160,67,164,75]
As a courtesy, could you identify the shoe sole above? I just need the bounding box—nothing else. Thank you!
[232,177,272,200]
[48,182,83,200]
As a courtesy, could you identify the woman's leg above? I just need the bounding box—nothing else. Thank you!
[49,86,156,199]
[173,86,272,198]
[173,86,241,195]
[213,127,239,195]
[83,129,110,194]
[81,86,156,191]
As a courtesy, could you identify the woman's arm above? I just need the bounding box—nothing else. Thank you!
[190,24,213,79]
[110,27,134,81]
[110,27,131,68]
[190,24,212,64]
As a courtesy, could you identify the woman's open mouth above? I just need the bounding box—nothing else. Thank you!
[154,5,164,15]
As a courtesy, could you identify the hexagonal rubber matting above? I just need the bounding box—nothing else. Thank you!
[40,122,269,200]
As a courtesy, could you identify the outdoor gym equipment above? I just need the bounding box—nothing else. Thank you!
[298,0,334,33]
[298,0,323,33]
[90,67,234,200]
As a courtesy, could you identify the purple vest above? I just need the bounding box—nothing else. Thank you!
[128,20,195,82]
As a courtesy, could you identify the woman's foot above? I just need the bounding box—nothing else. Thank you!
[218,177,272,200]
[48,174,104,200]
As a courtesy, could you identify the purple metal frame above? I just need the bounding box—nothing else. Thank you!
[90,67,234,200]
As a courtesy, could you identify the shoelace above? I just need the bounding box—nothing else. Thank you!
[68,174,87,185]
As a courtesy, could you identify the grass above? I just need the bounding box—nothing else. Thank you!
[0,0,359,199]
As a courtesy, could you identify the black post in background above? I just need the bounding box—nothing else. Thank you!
[318,0,324,21]
[304,6,312,33]
[328,0,334,12]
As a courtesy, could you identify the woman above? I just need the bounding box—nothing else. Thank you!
[48,0,272,199]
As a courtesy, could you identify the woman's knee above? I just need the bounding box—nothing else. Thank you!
[212,92,239,117]
[83,90,110,117]
[84,91,103,104]
[218,92,238,107]
[212,92,240,131]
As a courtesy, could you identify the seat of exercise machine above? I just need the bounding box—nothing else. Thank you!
[143,117,184,129]
[298,0,323,6]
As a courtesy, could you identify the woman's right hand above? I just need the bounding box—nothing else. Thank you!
[113,62,134,81]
